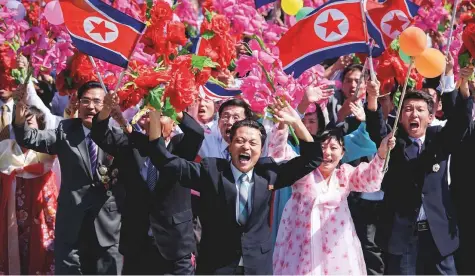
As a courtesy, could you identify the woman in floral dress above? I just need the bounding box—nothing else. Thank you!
[0,106,58,275]
[271,126,395,275]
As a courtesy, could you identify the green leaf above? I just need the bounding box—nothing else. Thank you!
[393,89,401,107]
[145,86,165,110]
[172,0,180,10]
[438,23,446,32]
[162,97,178,122]
[186,25,198,38]
[191,55,219,70]
[407,77,416,89]
[66,76,73,88]
[178,45,190,56]
[390,39,400,51]
[227,59,236,71]
[352,55,361,65]
[459,52,471,68]
[202,30,215,40]
[208,76,227,87]
[205,9,213,23]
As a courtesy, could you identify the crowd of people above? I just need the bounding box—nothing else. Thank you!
[1,0,475,275]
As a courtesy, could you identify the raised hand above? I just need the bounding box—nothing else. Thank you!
[304,83,334,104]
[366,79,380,99]
[13,84,28,103]
[14,101,28,126]
[349,102,366,122]
[148,109,162,141]
[16,55,29,70]
[103,91,119,110]
[270,98,300,126]
[377,132,396,159]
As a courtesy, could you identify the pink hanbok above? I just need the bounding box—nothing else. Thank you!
[269,127,385,275]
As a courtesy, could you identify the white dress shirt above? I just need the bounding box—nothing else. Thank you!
[26,81,63,129]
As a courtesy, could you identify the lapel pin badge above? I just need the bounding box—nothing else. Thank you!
[111,168,119,177]
[268,185,274,191]
[98,165,108,176]
[106,190,113,197]
[432,164,440,172]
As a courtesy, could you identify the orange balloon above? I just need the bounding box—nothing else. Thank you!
[414,48,446,78]
[399,27,427,57]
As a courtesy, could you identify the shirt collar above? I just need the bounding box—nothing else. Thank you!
[82,124,91,137]
[230,162,253,183]
[0,99,14,112]
[409,135,425,144]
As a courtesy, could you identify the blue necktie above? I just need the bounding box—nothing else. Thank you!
[238,174,250,225]
[224,147,231,161]
[87,134,98,174]
[146,158,157,191]
[406,139,422,160]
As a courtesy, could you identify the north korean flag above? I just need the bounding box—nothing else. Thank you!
[59,0,146,68]
[255,0,276,8]
[277,0,369,78]
[365,0,419,54]
[199,82,242,101]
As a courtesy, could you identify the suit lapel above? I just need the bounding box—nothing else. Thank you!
[221,164,238,225]
[133,149,147,182]
[69,121,93,179]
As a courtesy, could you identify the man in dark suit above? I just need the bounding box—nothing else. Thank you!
[90,92,204,274]
[145,102,323,275]
[369,76,473,274]
[13,81,124,275]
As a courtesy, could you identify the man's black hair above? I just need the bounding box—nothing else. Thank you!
[218,98,254,120]
[229,119,267,147]
[77,81,104,99]
[403,90,435,115]
[341,64,364,83]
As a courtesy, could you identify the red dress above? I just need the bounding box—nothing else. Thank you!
[0,140,58,275]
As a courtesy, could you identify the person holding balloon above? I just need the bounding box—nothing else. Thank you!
[375,26,475,275]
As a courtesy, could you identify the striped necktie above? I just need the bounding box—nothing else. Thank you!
[238,174,250,225]
[146,158,157,191]
[223,147,231,161]
[87,134,98,174]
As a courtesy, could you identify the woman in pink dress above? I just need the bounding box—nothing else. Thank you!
[271,127,395,275]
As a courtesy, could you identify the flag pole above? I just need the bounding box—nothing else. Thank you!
[360,0,376,82]
[440,0,460,94]
[353,58,369,100]
[382,58,415,172]
[88,56,109,93]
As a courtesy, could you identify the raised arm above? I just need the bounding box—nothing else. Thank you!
[148,109,203,190]
[169,112,205,160]
[13,102,60,155]
[268,100,323,188]
[438,67,474,155]
[344,134,395,192]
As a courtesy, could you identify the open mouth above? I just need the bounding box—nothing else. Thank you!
[225,128,231,135]
[238,153,251,164]
[323,158,333,165]
[409,121,420,131]
[198,108,206,114]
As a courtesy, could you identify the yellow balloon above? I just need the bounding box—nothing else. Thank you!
[414,48,446,78]
[281,0,303,16]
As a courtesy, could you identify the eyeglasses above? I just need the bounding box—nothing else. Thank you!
[220,114,244,122]
[80,98,103,107]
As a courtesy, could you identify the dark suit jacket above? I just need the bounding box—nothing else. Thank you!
[13,119,125,248]
[90,112,203,260]
[369,95,473,257]
[147,136,322,275]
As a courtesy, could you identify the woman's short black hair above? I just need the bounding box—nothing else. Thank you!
[317,128,345,151]
[306,103,326,135]
[77,81,104,99]
[229,119,267,147]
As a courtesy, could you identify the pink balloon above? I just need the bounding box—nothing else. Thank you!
[44,1,64,25]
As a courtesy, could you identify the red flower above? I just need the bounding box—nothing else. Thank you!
[135,70,171,88]
[211,15,231,37]
[167,22,188,46]
[201,0,214,13]
[150,0,173,27]
[196,67,211,86]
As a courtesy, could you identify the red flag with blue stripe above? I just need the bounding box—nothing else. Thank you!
[59,0,146,68]
[277,0,369,78]
[365,0,419,55]
[199,82,242,101]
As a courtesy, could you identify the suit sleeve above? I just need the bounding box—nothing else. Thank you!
[90,114,148,156]
[149,137,202,191]
[438,93,473,155]
[273,139,323,189]
[13,122,59,155]
[364,103,388,147]
[170,112,205,160]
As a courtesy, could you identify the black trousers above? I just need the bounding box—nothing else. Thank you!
[122,236,194,275]
[55,214,123,275]
[350,197,386,275]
